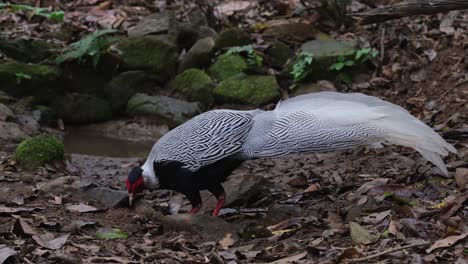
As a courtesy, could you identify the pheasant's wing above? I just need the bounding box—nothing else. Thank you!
[150,110,254,171]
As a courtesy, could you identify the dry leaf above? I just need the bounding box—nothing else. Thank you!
[349,221,378,245]
[454,168,468,188]
[426,232,468,253]
[0,246,17,264]
[215,1,253,16]
[219,233,235,249]
[361,210,391,224]
[304,183,320,193]
[267,251,308,263]
[13,218,37,237]
[66,203,98,213]
[33,234,70,250]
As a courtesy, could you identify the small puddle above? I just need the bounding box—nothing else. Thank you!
[64,129,154,158]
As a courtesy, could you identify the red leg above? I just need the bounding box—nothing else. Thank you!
[212,193,226,217]
[189,206,201,214]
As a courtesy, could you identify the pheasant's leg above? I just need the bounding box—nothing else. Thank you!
[207,183,226,217]
[185,190,202,214]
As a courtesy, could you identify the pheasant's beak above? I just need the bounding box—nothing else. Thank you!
[128,194,134,207]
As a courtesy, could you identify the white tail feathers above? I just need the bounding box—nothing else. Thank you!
[276,92,457,175]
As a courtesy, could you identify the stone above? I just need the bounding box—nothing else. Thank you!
[0,121,28,143]
[76,185,128,208]
[0,103,14,121]
[127,94,200,126]
[262,204,302,226]
[51,94,112,124]
[215,28,250,50]
[300,39,358,70]
[116,37,178,83]
[0,37,57,62]
[213,74,280,106]
[171,69,214,106]
[266,41,294,68]
[128,11,173,37]
[104,71,159,113]
[16,115,40,136]
[14,135,65,169]
[208,54,248,81]
[0,62,62,99]
[178,37,215,72]
[162,214,238,241]
[37,176,84,194]
[223,172,272,206]
[133,199,160,219]
[32,106,56,126]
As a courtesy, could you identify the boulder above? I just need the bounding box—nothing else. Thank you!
[0,37,57,62]
[14,135,64,169]
[127,93,200,126]
[16,115,40,136]
[214,74,280,106]
[0,103,14,121]
[32,106,56,126]
[162,214,238,241]
[51,94,112,124]
[178,37,215,72]
[128,11,173,37]
[215,28,250,50]
[115,37,178,83]
[208,54,248,81]
[266,41,294,68]
[0,62,61,99]
[171,69,214,106]
[300,39,358,69]
[104,71,159,113]
[0,121,28,143]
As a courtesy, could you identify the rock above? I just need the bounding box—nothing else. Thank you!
[178,37,215,72]
[51,94,112,124]
[104,71,159,113]
[213,74,280,106]
[162,214,238,241]
[14,135,65,169]
[208,54,248,81]
[116,36,178,83]
[38,176,89,194]
[127,93,200,126]
[0,103,14,121]
[32,106,56,126]
[0,121,28,143]
[0,37,57,62]
[290,80,337,97]
[266,41,294,68]
[76,185,128,208]
[171,69,214,106]
[215,28,250,50]
[300,39,358,70]
[16,115,40,136]
[0,91,14,104]
[128,11,173,37]
[133,199,160,219]
[223,172,272,206]
[0,62,62,99]
[262,204,302,226]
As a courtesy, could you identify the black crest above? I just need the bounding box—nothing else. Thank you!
[128,167,143,184]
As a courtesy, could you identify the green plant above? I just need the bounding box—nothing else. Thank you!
[0,3,64,21]
[55,29,117,66]
[14,135,64,169]
[15,72,32,84]
[226,45,263,67]
[290,52,314,82]
[330,48,378,71]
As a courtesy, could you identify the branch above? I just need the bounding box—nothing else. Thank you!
[353,0,468,24]
[343,241,430,263]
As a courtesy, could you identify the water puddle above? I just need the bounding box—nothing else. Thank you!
[64,129,154,158]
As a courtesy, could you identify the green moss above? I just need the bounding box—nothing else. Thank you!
[215,28,250,50]
[15,135,64,169]
[266,42,294,68]
[0,37,57,62]
[0,62,61,80]
[51,94,112,124]
[171,69,214,105]
[208,54,248,81]
[214,74,280,106]
[117,36,178,82]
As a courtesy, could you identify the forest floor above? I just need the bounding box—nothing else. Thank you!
[0,0,467,263]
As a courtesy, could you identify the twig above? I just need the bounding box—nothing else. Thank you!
[380,25,385,62]
[343,241,430,263]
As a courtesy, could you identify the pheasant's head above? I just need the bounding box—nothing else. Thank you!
[126,167,145,206]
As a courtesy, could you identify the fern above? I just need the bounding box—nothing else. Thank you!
[0,3,64,21]
[226,45,263,67]
[290,52,314,82]
[55,29,117,66]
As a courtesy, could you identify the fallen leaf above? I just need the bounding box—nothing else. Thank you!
[13,218,37,237]
[349,222,378,245]
[424,49,437,61]
[268,251,308,263]
[71,243,100,254]
[356,178,389,195]
[33,234,70,250]
[0,246,17,264]
[215,1,253,16]
[267,218,302,231]
[368,184,413,198]
[304,183,320,193]
[218,250,237,261]
[0,206,43,215]
[96,228,128,240]
[400,218,429,238]
[441,193,468,219]
[337,248,363,262]
[361,210,391,224]
[219,233,235,249]
[388,219,398,236]
[454,168,468,188]
[426,232,468,253]
[66,203,98,213]
[84,256,133,263]
[410,69,427,83]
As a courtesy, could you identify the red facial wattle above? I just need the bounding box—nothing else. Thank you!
[126,176,144,195]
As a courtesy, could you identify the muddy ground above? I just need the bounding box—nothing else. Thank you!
[1,0,468,263]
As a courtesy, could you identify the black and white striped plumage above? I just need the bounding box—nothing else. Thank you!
[133,92,456,215]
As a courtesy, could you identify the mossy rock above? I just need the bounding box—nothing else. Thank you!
[266,42,294,68]
[116,36,178,82]
[214,74,280,106]
[208,54,248,81]
[215,28,250,50]
[171,69,214,106]
[0,62,62,99]
[14,135,64,169]
[0,37,57,63]
[51,94,112,124]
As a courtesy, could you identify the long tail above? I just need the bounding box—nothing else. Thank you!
[244,92,456,175]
